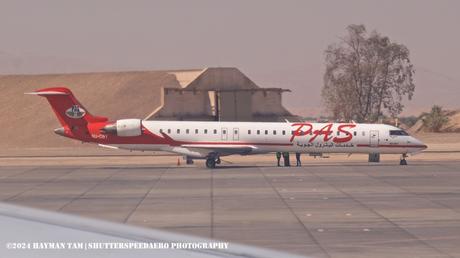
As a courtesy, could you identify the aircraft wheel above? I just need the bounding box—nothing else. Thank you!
[206,158,216,168]
[216,158,221,164]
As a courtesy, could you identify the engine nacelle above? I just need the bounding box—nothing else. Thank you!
[102,119,142,137]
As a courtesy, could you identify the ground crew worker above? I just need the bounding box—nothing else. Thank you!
[276,152,281,166]
[282,152,290,167]
[295,152,301,167]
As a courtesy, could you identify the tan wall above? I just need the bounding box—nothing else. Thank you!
[251,91,290,116]
[167,70,203,88]
[153,90,213,120]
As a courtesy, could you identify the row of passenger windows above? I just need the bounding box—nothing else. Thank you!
[160,129,220,134]
[246,130,358,136]
[159,128,361,136]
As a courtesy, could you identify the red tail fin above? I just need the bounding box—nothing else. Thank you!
[26,87,108,128]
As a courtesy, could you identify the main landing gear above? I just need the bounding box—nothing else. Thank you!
[400,153,408,166]
[205,156,221,169]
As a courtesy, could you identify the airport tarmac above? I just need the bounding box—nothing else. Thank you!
[0,157,460,258]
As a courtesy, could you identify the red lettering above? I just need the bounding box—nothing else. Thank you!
[290,123,357,144]
[333,124,356,143]
[309,124,333,143]
[290,123,313,142]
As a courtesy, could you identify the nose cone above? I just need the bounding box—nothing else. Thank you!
[54,127,66,136]
[412,136,427,150]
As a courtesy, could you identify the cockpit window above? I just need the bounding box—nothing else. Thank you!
[390,130,409,136]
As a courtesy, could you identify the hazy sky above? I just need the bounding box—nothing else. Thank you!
[1,0,459,116]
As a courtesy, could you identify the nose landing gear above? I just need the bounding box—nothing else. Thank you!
[400,153,408,165]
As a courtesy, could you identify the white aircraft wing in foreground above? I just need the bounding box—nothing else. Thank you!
[0,203,306,258]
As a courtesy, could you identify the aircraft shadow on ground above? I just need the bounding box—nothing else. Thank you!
[213,163,430,169]
[92,162,432,170]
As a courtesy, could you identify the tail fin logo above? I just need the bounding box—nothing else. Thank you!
[65,105,86,119]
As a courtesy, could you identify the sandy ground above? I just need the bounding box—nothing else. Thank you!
[415,132,460,151]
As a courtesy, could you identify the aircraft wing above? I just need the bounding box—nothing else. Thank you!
[180,144,256,156]
[0,202,306,258]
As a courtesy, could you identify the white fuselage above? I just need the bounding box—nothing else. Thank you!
[107,121,427,158]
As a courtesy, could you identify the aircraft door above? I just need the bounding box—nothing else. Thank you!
[233,128,239,141]
[221,128,228,140]
[369,130,379,147]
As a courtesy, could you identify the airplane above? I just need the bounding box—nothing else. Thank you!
[27,87,427,168]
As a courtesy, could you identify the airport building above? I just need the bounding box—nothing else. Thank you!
[145,67,298,122]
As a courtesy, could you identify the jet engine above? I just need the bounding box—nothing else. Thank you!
[101,119,142,137]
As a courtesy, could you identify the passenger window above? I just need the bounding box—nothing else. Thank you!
[195,129,198,134]
[223,130,226,134]
[291,131,295,135]
[282,130,286,135]
[248,130,251,134]
[177,129,180,134]
[353,131,357,136]
[337,131,340,136]
[362,131,365,136]
[213,129,217,134]
[186,129,189,134]
[265,130,268,135]
[167,129,171,134]
[160,129,163,133]
[257,130,260,135]
[273,130,276,135]
[204,129,208,134]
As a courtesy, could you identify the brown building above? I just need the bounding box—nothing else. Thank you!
[146,67,297,122]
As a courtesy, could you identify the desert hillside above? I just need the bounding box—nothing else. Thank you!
[409,110,460,133]
[0,71,181,148]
